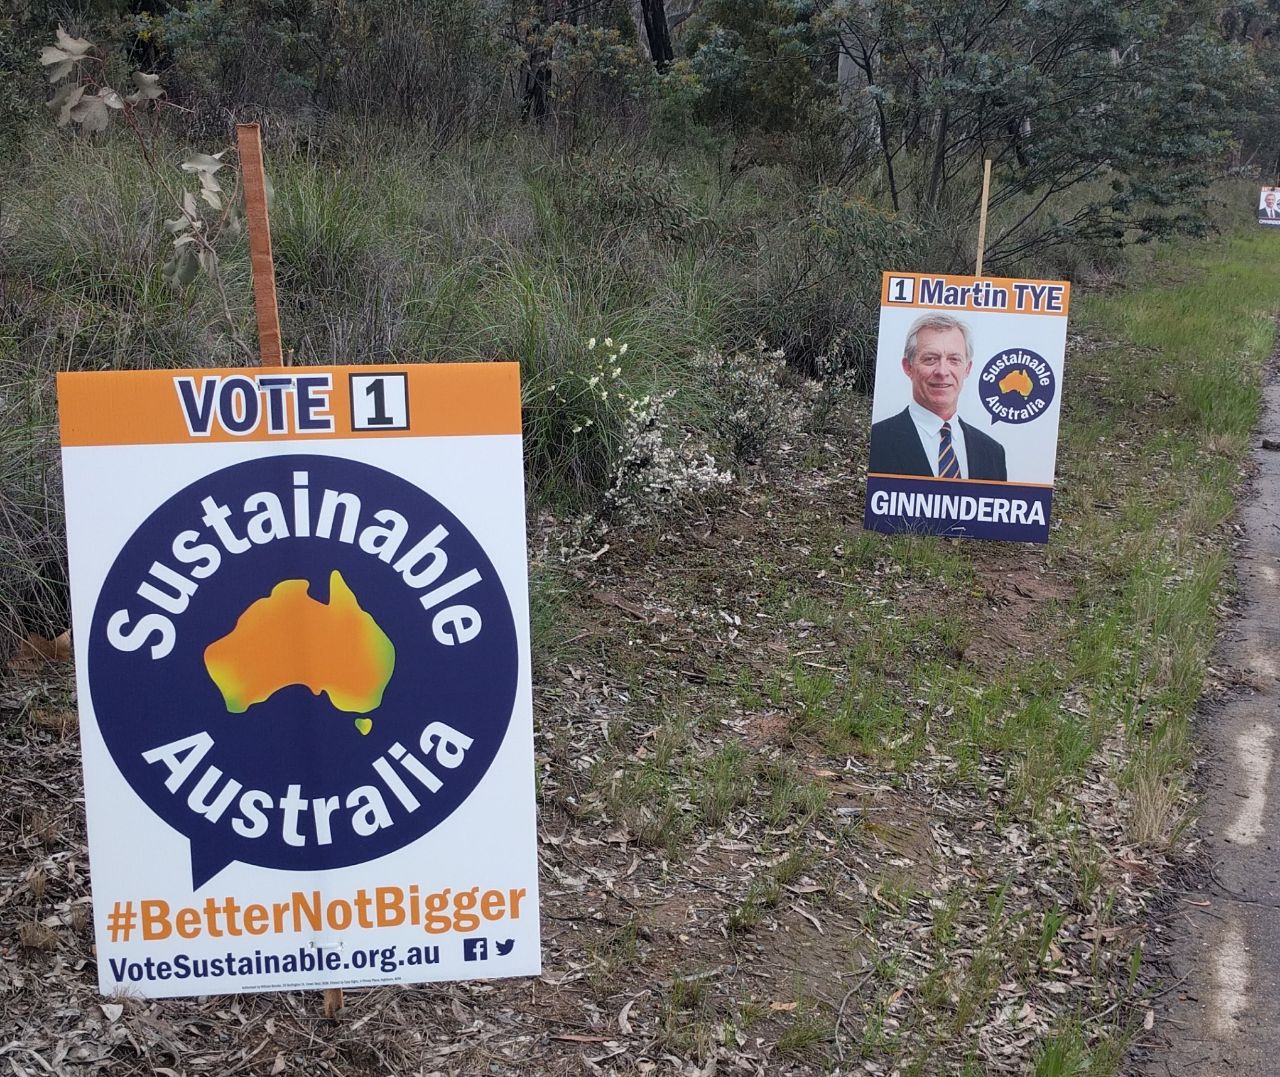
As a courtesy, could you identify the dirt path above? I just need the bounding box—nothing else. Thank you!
[1144,355,1280,1074]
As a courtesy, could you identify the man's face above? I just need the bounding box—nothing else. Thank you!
[903,326,971,418]
[1266,193,1275,209]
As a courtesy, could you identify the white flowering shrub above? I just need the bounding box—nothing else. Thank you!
[532,337,732,551]
[598,388,732,525]
[806,331,864,431]
[698,340,807,462]
[523,336,634,505]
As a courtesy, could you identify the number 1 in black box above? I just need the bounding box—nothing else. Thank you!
[887,276,915,304]
[350,373,410,431]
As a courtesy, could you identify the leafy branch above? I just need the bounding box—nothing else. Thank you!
[38,26,254,361]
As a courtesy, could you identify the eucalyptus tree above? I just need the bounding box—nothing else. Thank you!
[816,0,1245,261]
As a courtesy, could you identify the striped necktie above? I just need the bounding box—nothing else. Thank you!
[938,421,961,478]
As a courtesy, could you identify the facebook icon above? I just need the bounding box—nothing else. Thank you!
[463,938,488,962]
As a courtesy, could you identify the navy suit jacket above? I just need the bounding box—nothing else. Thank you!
[869,407,1007,481]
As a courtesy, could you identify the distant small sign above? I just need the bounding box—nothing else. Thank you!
[865,273,1071,543]
[1259,187,1280,227]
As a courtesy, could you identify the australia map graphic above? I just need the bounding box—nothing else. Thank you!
[998,368,1034,397]
[203,570,395,734]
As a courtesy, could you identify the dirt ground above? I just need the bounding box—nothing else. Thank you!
[1,394,1169,1076]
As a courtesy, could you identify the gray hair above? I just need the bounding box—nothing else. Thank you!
[903,313,973,365]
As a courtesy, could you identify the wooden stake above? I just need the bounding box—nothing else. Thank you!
[323,987,344,1020]
[236,123,285,368]
[239,123,334,1017]
[975,158,993,277]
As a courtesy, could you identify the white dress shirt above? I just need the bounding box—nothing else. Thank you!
[907,402,970,478]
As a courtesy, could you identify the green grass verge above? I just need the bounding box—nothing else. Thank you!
[603,226,1280,1070]
[1056,230,1280,863]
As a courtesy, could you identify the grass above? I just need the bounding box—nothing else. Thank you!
[0,343,65,654]
[698,741,754,825]
[762,761,829,826]
[573,222,1280,1071]
[659,975,716,1057]
[527,222,1276,1073]
[1063,230,1280,848]
[775,1006,836,1057]
[0,119,919,650]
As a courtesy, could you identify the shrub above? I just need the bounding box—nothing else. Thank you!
[548,151,707,247]
[698,340,800,463]
[505,9,656,144]
[0,312,66,655]
[598,387,731,525]
[156,0,506,144]
[0,17,36,159]
[754,189,921,386]
[320,0,506,141]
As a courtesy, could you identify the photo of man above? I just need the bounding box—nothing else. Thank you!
[1259,189,1280,223]
[868,313,1007,481]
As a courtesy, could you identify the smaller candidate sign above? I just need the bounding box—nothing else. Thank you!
[1258,187,1280,227]
[866,273,1070,543]
[59,363,539,997]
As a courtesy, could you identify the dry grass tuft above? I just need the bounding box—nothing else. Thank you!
[18,922,58,951]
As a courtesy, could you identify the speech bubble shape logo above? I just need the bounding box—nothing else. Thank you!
[978,347,1056,425]
[88,454,519,888]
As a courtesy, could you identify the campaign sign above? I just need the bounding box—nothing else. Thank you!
[867,273,1071,543]
[58,364,540,997]
[1258,187,1280,227]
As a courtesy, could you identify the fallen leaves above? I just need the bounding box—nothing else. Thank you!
[8,632,72,671]
[0,388,1183,1077]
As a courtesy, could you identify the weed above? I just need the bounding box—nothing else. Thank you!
[606,756,690,853]
[18,922,58,952]
[776,1006,835,1056]
[586,921,640,994]
[1126,763,1191,848]
[728,849,814,935]
[698,742,754,827]
[762,763,829,826]
[659,976,715,1058]
[528,564,568,668]
[1037,905,1068,966]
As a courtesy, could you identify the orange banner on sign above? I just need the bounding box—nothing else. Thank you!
[58,363,522,447]
[880,273,1071,316]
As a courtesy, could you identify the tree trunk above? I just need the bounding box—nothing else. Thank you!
[522,62,551,121]
[926,104,950,211]
[836,49,858,98]
[520,1,562,123]
[640,0,674,70]
[667,2,702,32]
[631,1,653,60]
[876,96,900,212]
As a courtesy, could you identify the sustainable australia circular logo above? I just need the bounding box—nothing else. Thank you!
[88,455,519,887]
[979,347,1056,425]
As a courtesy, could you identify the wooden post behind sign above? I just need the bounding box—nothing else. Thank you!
[238,124,340,1020]
[235,123,285,368]
[975,158,993,277]
[322,987,343,1019]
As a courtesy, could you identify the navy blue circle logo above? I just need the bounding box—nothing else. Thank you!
[89,455,518,887]
[978,347,1056,425]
